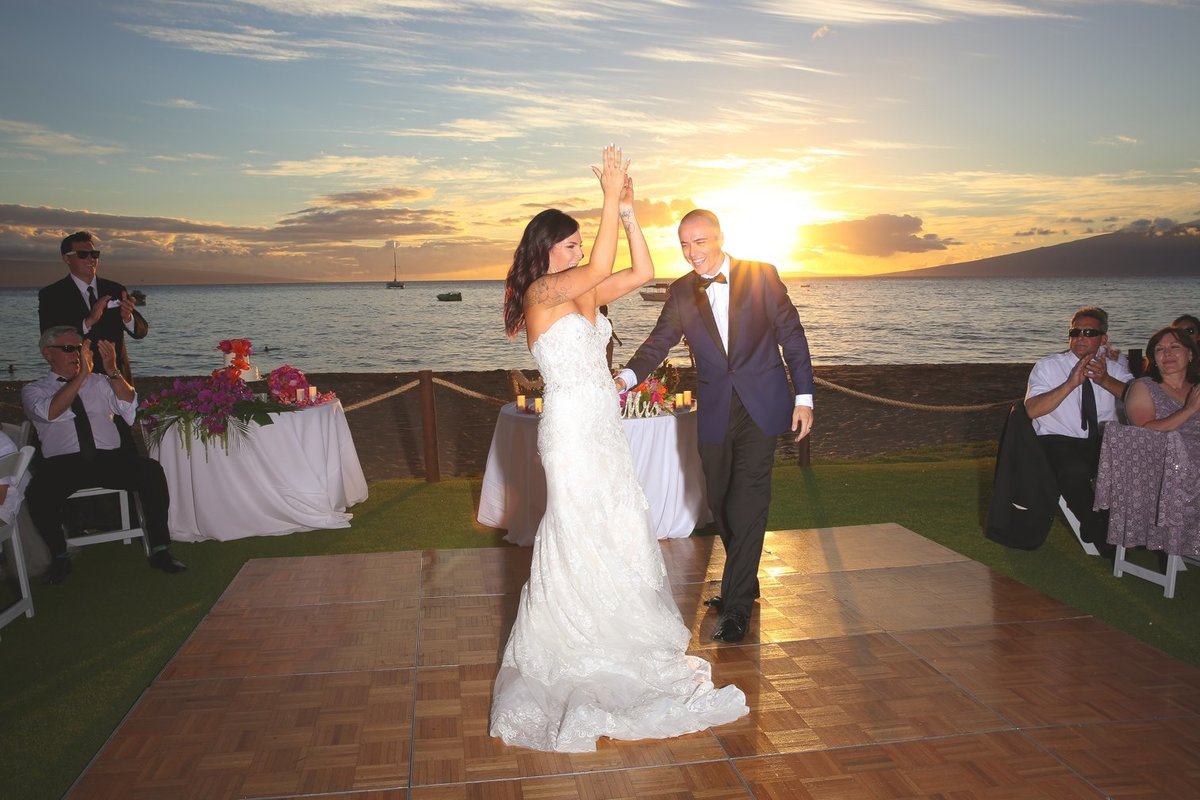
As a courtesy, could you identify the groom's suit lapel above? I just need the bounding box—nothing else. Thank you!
[690,273,727,361]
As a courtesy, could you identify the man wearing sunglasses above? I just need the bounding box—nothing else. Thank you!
[38,231,148,384]
[21,327,186,584]
[1025,307,1132,558]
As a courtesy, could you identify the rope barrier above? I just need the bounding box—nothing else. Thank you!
[339,374,1016,415]
[341,376,507,413]
[814,376,1018,413]
[341,379,419,413]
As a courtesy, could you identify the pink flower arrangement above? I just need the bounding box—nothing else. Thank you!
[268,365,337,407]
[137,340,292,455]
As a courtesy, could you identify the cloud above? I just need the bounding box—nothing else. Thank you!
[145,98,215,110]
[1013,227,1064,236]
[316,187,433,207]
[1092,134,1139,146]
[123,23,315,61]
[812,25,832,39]
[0,119,123,157]
[802,214,959,256]
[755,0,1075,25]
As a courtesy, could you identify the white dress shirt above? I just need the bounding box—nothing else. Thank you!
[1026,350,1133,438]
[21,371,138,457]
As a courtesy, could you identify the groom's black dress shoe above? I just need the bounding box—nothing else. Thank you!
[712,610,749,643]
[703,595,724,611]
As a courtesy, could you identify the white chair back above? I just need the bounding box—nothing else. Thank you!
[1,421,31,449]
[0,444,37,637]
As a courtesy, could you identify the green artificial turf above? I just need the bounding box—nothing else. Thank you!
[0,460,1194,799]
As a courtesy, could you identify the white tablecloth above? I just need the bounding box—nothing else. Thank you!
[150,401,369,542]
[477,403,710,545]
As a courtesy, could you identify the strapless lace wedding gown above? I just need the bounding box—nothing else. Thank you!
[489,312,748,752]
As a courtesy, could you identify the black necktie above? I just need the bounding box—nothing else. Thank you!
[58,376,97,459]
[87,285,98,311]
[695,273,727,295]
[1081,379,1099,440]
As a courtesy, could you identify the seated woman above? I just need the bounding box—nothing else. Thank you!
[1095,326,1200,560]
[1125,325,1200,459]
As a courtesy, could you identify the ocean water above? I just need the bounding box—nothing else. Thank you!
[2,276,1196,381]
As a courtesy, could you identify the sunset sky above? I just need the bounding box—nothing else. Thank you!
[2,0,1197,285]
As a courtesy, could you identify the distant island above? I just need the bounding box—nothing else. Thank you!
[882,226,1200,278]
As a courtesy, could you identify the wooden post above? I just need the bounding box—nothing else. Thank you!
[796,435,811,468]
[419,370,441,482]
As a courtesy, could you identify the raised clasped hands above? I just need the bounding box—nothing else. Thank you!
[86,294,110,327]
[119,290,136,323]
[97,339,119,376]
[591,144,630,198]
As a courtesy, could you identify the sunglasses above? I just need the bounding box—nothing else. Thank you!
[47,344,84,353]
[67,250,101,260]
[1179,326,1198,336]
[1068,328,1105,338]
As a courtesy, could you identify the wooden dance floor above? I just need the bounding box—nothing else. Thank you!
[69,524,1200,799]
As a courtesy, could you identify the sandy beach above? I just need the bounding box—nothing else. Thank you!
[0,364,1032,481]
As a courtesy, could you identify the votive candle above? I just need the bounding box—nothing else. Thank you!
[516,394,525,410]
[534,397,543,414]
[683,390,692,406]
[675,392,684,407]
[296,388,305,403]
[307,385,318,400]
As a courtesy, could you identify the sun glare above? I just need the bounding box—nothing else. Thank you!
[693,187,826,271]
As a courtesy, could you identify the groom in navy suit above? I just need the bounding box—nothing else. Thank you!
[619,209,814,643]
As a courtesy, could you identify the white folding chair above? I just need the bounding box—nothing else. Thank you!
[0,445,36,638]
[1,421,30,448]
[1057,496,1101,556]
[1113,547,1198,599]
[65,488,150,556]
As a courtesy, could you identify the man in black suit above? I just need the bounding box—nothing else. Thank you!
[618,209,814,644]
[39,231,148,383]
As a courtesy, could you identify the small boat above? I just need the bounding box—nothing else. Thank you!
[639,281,671,302]
[386,246,404,288]
[437,291,462,302]
[130,289,147,306]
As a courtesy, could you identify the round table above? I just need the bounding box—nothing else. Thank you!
[477,402,710,545]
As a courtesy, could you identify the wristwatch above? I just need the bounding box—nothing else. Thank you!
[107,372,121,380]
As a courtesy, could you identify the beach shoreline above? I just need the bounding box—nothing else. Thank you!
[0,363,1032,481]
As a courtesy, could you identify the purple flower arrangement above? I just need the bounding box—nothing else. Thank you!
[138,365,293,455]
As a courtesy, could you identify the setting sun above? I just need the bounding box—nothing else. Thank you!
[693,186,827,272]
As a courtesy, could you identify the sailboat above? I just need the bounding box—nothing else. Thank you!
[386,244,404,289]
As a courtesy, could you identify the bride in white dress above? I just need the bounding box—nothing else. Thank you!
[491,146,748,752]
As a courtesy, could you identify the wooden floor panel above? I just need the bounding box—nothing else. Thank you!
[69,526,1200,799]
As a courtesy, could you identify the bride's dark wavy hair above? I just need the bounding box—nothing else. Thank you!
[504,209,579,337]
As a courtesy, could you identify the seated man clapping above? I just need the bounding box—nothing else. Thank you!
[21,326,186,584]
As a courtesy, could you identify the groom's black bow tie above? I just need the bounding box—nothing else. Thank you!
[695,273,727,294]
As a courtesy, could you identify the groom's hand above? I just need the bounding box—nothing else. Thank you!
[792,406,813,441]
[614,376,627,392]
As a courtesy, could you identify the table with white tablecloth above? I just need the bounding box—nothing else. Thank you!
[150,400,369,542]
[477,403,710,545]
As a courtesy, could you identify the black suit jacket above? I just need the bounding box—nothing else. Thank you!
[39,275,148,382]
[985,400,1060,550]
